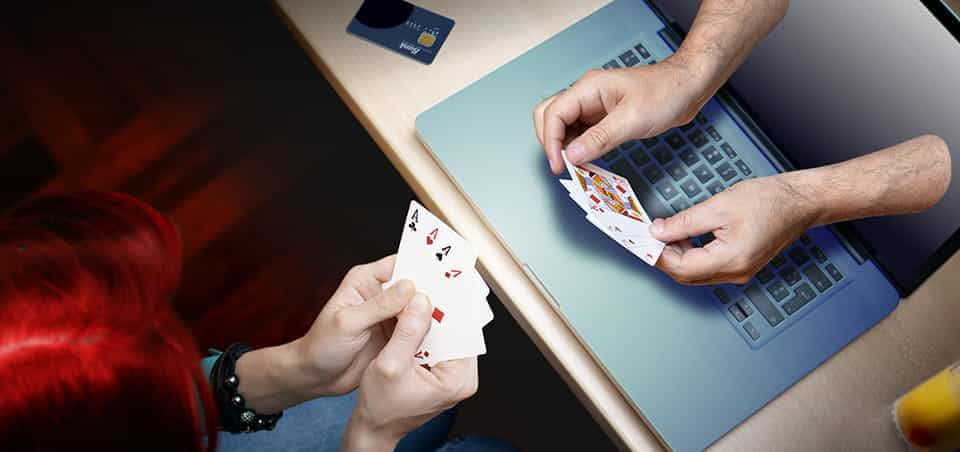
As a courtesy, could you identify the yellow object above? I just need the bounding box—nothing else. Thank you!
[417,32,436,47]
[895,363,960,451]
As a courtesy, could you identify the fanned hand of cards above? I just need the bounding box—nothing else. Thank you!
[559,151,666,265]
[386,201,493,367]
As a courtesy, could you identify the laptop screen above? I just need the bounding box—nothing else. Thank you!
[663,0,960,294]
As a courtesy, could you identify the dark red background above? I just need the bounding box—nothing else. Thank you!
[0,3,614,449]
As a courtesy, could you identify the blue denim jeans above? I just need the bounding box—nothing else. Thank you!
[216,390,516,452]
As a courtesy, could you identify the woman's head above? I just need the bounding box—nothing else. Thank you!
[0,192,217,451]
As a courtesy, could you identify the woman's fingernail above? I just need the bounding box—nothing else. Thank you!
[408,293,431,313]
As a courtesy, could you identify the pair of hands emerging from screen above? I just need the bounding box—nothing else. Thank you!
[534,61,950,285]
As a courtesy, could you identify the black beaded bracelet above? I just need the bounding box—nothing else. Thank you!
[209,343,284,433]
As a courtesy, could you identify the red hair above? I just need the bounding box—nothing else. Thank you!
[0,192,218,451]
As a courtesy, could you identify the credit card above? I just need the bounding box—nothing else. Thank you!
[347,1,455,65]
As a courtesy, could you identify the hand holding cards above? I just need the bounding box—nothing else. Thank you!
[559,151,666,265]
[386,201,492,367]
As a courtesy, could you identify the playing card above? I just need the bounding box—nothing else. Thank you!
[389,200,490,366]
[560,152,665,265]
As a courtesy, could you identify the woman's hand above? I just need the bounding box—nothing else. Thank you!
[235,255,416,413]
[342,294,479,451]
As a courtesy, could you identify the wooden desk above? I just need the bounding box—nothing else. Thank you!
[274,1,960,450]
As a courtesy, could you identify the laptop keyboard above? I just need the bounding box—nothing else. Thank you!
[591,41,847,346]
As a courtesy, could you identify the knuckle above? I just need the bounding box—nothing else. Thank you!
[441,379,463,396]
[729,259,749,275]
[393,321,421,341]
[374,359,402,380]
[585,124,613,149]
[584,69,604,80]
[331,310,351,331]
[462,380,479,399]
[345,265,363,281]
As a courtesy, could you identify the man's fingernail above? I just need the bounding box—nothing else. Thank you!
[650,219,664,236]
[567,142,586,162]
[409,293,431,313]
[395,279,415,297]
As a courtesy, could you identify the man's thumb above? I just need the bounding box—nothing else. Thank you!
[566,110,632,165]
[650,203,720,243]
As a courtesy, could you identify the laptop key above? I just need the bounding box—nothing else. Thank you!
[679,178,703,198]
[713,287,731,304]
[642,138,659,148]
[630,149,651,167]
[634,43,651,59]
[716,162,737,181]
[800,234,813,245]
[692,165,715,184]
[692,195,708,205]
[671,198,691,213]
[601,151,620,163]
[665,133,686,149]
[735,159,753,176]
[745,284,784,327]
[602,60,622,69]
[729,303,747,322]
[743,321,760,340]
[665,162,688,181]
[610,160,674,220]
[781,266,802,285]
[701,146,724,164]
[657,181,680,200]
[678,148,701,167]
[796,283,817,301]
[643,164,666,184]
[825,263,843,281]
[721,143,738,158]
[706,126,722,142]
[803,265,833,292]
[737,299,754,316]
[783,283,816,314]
[771,254,788,268]
[619,139,638,151]
[811,246,827,263]
[782,293,811,315]
[651,145,674,165]
[756,267,775,284]
[619,50,640,67]
[767,280,790,302]
[706,180,725,195]
[789,247,811,266]
[679,122,696,132]
[689,130,709,148]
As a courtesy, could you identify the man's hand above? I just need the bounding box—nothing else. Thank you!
[533,0,791,174]
[342,294,478,452]
[651,176,815,285]
[534,61,709,174]
[650,135,951,285]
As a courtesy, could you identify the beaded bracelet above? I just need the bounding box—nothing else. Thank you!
[209,343,284,433]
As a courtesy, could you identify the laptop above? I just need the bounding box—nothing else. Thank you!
[416,0,960,449]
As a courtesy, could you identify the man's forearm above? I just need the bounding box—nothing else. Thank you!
[784,135,952,227]
[669,0,790,103]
